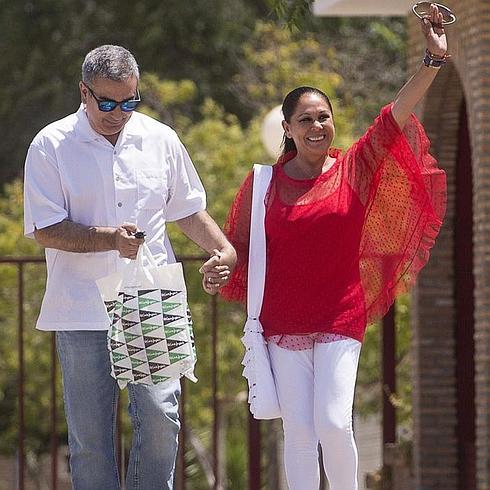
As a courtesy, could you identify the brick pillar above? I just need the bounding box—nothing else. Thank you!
[408,2,490,487]
[410,61,462,489]
[469,3,490,487]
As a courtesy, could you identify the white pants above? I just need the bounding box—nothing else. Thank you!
[268,339,362,490]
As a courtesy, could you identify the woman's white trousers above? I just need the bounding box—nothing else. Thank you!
[268,339,362,490]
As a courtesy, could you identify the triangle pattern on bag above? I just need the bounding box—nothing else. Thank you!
[133,363,150,375]
[146,348,168,362]
[149,361,170,374]
[127,336,145,349]
[122,293,137,302]
[123,332,141,344]
[142,327,166,340]
[161,289,180,301]
[132,371,151,383]
[131,349,149,361]
[144,338,166,351]
[138,297,160,309]
[105,300,117,312]
[112,351,128,364]
[151,374,171,383]
[130,357,146,369]
[122,319,139,330]
[112,341,128,353]
[138,289,159,297]
[113,366,132,377]
[166,339,187,352]
[113,358,131,371]
[126,344,145,357]
[121,307,138,318]
[162,302,180,313]
[169,352,189,364]
[164,326,185,338]
[163,313,183,325]
[124,324,145,336]
[141,323,161,336]
[139,310,162,322]
[110,339,126,351]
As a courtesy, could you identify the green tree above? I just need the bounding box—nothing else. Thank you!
[0,0,264,183]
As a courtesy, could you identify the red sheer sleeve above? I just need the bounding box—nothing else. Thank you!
[219,171,253,303]
[347,104,447,323]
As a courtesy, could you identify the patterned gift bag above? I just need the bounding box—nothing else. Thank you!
[97,244,197,389]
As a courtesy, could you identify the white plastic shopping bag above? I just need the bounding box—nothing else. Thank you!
[96,243,197,389]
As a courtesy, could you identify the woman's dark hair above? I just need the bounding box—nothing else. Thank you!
[281,86,333,155]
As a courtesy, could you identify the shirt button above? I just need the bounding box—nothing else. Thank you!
[117,202,123,207]
[115,176,120,181]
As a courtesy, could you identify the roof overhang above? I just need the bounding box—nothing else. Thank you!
[313,0,414,17]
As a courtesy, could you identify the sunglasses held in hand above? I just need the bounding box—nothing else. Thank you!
[83,83,141,112]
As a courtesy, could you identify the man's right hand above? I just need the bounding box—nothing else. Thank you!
[115,223,145,259]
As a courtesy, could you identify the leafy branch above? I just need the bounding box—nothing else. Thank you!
[267,0,315,29]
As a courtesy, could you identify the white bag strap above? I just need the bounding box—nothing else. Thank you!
[247,164,273,320]
[122,242,159,286]
[137,242,159,269]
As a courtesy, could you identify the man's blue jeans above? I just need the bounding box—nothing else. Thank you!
[56,330,181,490]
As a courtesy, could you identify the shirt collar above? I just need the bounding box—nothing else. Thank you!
[74,104,143,146]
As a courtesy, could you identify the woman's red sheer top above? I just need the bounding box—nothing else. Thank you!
[220,105,446,342]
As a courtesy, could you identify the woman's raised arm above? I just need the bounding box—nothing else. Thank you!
[391,3,449,129]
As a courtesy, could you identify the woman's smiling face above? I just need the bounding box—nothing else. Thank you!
[282,93,335,159]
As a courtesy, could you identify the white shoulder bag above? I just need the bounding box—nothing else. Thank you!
[241,164,281,420]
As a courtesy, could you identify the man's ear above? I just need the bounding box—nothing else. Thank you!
[79,81,88,104]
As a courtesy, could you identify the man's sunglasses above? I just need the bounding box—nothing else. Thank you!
[84,83,141,112]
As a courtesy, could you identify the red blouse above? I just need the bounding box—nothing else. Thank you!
[220,104,446,342]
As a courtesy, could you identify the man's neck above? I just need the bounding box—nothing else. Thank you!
[104,133,119,146]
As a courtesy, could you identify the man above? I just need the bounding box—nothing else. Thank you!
[23,45,235,489]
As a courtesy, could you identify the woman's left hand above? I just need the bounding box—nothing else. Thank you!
[422,3,448,57]
[199,250,232,295]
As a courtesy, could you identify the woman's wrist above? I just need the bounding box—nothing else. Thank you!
[426,48,447,59]
[423,49,449,69]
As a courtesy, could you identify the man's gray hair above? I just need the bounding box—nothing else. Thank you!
[82,45,140,84]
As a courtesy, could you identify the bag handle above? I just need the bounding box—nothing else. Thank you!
[247,164,273,320]
[121,242,159,287]
[136,242,159,269]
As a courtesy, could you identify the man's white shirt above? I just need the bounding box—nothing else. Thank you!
[24,106,206,331]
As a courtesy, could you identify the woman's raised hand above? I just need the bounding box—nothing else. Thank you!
[421,3,448,57]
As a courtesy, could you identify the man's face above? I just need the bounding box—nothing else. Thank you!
[79,76,138,139]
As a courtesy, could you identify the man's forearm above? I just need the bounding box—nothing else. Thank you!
[34,219,116,253]
[176,210,233,255]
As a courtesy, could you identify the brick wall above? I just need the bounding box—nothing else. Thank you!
[409,1,490,489]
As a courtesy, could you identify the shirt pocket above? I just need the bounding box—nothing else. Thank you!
[136,168,167,210]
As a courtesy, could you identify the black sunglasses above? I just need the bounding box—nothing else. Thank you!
[84,83,141,112]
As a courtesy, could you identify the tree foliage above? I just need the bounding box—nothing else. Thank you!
[267,0,316,30]
[0,0,262,182]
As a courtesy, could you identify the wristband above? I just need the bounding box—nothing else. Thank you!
[423,49,448,68]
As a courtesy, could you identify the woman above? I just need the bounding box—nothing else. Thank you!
[213,5,448,489]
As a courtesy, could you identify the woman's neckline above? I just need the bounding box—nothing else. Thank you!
[276,148,342,183]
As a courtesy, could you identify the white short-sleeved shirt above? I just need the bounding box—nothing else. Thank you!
[24,106,206,331]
